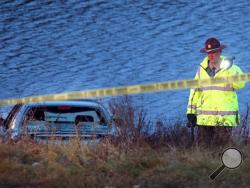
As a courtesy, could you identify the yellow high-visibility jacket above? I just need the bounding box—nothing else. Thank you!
[187,56,245,126]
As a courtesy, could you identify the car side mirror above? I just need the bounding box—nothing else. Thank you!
[0,117,5,126]
[0,117,6,137]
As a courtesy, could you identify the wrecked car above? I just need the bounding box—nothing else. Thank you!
[1,100,116,144]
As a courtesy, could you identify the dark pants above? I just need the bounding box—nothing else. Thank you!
[196,126,232,146]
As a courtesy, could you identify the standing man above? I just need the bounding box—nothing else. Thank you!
[186,37,245,146]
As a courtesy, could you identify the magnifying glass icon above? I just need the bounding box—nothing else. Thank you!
[210,148,242,180]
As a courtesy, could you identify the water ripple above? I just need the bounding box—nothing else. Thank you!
[0,0,250,119]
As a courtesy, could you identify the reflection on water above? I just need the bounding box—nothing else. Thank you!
[1,0,250,120]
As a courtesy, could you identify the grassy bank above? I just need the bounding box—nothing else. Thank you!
[0,141,250,188]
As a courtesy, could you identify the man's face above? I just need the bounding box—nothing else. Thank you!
[207,50,221,64]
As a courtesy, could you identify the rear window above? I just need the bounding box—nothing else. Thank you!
[21,105,110,140]
[25,106,107,125]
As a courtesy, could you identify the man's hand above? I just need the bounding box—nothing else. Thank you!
[187,114,197,128]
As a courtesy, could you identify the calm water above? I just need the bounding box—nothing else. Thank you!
[1,0,250,121]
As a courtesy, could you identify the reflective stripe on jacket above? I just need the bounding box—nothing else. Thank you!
[187,56,245,126]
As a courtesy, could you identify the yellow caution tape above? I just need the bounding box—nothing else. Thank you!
[0,73,249,106]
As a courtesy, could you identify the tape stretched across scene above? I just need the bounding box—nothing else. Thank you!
[0,72,250,105]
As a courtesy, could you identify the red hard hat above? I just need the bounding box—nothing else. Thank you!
[200,37,226,53]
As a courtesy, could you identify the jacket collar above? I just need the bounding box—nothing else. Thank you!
[200,56,225,69]
[200,56,209,68]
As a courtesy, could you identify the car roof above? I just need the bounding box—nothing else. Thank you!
[23,99,104,108]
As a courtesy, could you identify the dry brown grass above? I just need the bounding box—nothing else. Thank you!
[1,140,250,188]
